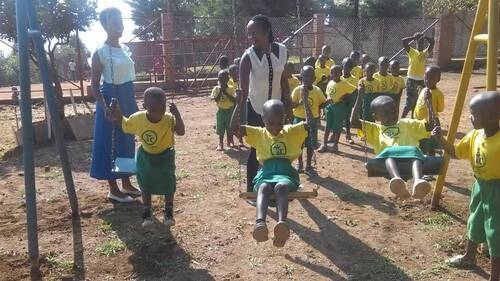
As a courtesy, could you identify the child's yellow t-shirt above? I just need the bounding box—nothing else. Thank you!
[244,123,308,164]
[315,58,335,69]
[314,67,330,86]
[455,130,500,180]
[211,85,235,109]
[341,75,359,88]
[390,75,406,95]
[228,79,239,89]
[407,47,428,80]
[122,111,176,154]
[360,119,430,154]
[291,85,327,119]
[288,76,300,93]
[359,78,381,94]
[325,80,356,104]
[413,88,444,121]
[373,72,393,93]
[351,66,363,80]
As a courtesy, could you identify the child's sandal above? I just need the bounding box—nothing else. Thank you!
[252,221,268,242]
[389,177,410,199]
[412,179,431,199]
[273,221,290,248]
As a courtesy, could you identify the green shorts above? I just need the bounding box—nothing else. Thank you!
[326,103,345,132]
[468,178,500,257]
[216,107,234,136]
[293,117,318,149]
[136,146,176,195]
[253,158,300,192]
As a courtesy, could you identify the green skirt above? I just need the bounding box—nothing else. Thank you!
[216,107,234,136]
[253,158,300,192]
[326,102,346,132]
[136,146,176,195]
[374,146,425,161]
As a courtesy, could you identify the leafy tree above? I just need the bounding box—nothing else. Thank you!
[361,0,422,18]
[0,0,97,119]
[423,0,476,16]
[0,51,42,87]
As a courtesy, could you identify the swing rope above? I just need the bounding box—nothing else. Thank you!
[109,44,117,171]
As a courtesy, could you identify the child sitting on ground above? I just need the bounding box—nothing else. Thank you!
[228,64,246,148]
[389,59,406,114]
[350,89,437,200]
[374,56,393,96]
[292,65,327,176]
[314,55,331,93]
[340,57,359,144]
[110,87,185,227]
[315,45,335,69]
[350,51,364,80]
[211,70,237,151]
[432,92,500,279]
[319,65,356,153]
[359,62,381,122]
[231,99,312,247]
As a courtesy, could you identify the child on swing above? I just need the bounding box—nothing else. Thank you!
[211,70,237,151]
[110,87,185,227]
[432,92,500,280]
[350,86,437,200]
[231,96,312,247]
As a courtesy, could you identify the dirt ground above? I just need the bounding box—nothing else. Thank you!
[0,72,498,281]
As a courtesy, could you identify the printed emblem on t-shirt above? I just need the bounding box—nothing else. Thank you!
[474,145,486,168]
[142,130,158,145]
[381,81,388,91]
[270,141,287,156]
[382,127,400,139]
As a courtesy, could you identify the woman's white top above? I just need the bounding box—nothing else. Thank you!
[246,42,287,115]
[97,43,136,85]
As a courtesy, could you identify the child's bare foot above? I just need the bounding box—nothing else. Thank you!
[216,144,224,151]
[317,144,328,153]
[252,221,268,242]
[389,177,410,199]
[446,254,476,269]
[412,179,431,199]
[227,142,236,149]
[273,221,290,247]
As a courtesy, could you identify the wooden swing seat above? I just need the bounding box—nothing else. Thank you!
[112,157,136,176]
[365,156,443,180]
[239,185,319,200]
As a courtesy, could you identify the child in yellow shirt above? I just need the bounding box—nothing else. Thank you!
[389,60,406,114]
[314,55,331,93]
[341,57,359,144]
[432,92,500,278]
[350,51,363,80]
[211,70,237,151]
[232,99,312,247]
[359,62,381,122]
[110,87,185,227]
[315,45,335,69]
[285,62,300,93]
[374,56,393,95]
[350,90,437,200]
[292,65,327,176]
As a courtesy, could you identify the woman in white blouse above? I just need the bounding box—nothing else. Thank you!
[90,7,140,203]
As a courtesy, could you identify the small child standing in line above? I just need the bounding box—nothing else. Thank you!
[350,51,364,80]
[389,60,406,115]
[211,70,237,151]
[228,64,246,148]
[315,45,335,69]
[414,66,444,157]
[219,55,230,71]
[374,56,393,96]
[314,55,331,94]
[341,57,359,144]
[285,62,300,93]
[319,65,356,153]
[432,92,500,280]
[292,65,327,176]
[358,62,381,122]
[360,54,370,70]
[110,87,185,227]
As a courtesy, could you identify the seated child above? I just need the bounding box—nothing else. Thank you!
[110,87,185,227]
[319,65,356,153]
[211,70,237,151]
[292,65,327,176]
[350,91,437,200]
[432,92,500,278]
[314,55,331,94]
[340,57,360,144]
[350,51,364,80]
[414,66,444,156]
[373,56,393,96]
[389,59,406,114]
[315,45,335,69]
[219,55,230,71]
[232,99,312,247]
[358,62,382,122]
[228,64,246,148]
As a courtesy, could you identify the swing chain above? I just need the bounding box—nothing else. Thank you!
[109,45,117,171]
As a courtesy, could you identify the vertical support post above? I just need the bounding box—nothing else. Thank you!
[433,13,455,69]
[431,0,488,208]
[15,0,40,277]
[487,0,498,90]
[75,30,85,97]
[313,13,325,56]
[161,11,176,85]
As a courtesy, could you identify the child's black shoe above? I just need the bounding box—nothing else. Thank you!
[141,208,154,228]
[164,207,175,227]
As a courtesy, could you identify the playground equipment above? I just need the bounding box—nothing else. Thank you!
[431,0,498,209]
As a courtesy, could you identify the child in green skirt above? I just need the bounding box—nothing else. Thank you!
[319,65,356,153]
[432,92,500,280]
[340,57,359,144]
[350,91,437,200]
[211,70,237,151]
[231,98,312,247]
[111,87,185,227]
[358,62,381,122]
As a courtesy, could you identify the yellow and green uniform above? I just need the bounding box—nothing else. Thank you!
[413,88,444,121]
[315,58,335,69]
[455,129,500,257]
[244,123,309,191]
[351,65,363,80]
[373,72,393,94]
[325,80,356,132]
[288,76,300,93]
[314,67,330,93]
[211,85,235,109]
[341,75,359,88]
[228,78,239,90]
[122,111,177,195]
[390,75,406,95]
[407,47,428,80]
[359,78,381,122]
[291,85,326,119]
[211,85,236,136]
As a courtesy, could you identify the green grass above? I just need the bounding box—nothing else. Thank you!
[226,170,241,180]
[96,239,126,257]
[412,264,450,280]
[176,171,190,181]
[433,237,462,254]
[45,253,74,271]
[369,257,407,279]
[421,213,454,230]
[210,162,229,169]
[98,222,113,234]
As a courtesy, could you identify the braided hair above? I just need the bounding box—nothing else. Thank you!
[250,14,274,42]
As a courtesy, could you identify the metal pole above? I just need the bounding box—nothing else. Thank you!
[75,30,85,97]
[25,0,80,216]
[15,0,40,277]
[487,0,498,90]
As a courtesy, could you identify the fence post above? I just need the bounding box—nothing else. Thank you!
[161,12,176,85]
[313,13,325,56]
[434,13,455,69]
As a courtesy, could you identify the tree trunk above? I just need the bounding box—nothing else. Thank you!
[48,52,65,120]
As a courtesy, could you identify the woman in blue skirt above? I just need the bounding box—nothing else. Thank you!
[90,7,140,202]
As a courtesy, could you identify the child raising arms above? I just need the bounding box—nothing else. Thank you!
[232,98,313,247]
[110,87,185,227]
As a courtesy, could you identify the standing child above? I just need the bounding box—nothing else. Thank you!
[319,65,356,153]
[432,92,500,280]
[341,57,359,144]
[414,66,444,156]
[389,59,406,114]
[228,64,246,148]
[314,55,331,94]
[211,70,237,151]
[285,62,300,94]
[359,62,382,122]
[350,51,363,80]
[232,99,312,247]
[315,45,335,69]
[110,87,185,227]
[374,56,393,96]
[292,65,327,176]
[219,55,230,71]
[360,54,370,70]
[350,90,437,200]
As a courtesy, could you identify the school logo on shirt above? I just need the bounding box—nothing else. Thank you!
[366,84,374,93]
[142,130,158,145]
[474,145,486,168]
[270,141,287,156]
[382,127,400,138]
[381,81,388,91]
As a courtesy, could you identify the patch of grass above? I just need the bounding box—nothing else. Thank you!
[41,171,65,182]
[421,213,454,230]
[283,263,295,275]
[96,239,126,257]
[369,257,407,280]
[412,264,450,280]
[226,170,241,180]
[45,253,73,271]
[248,256,264,268]
[211,162,228,169]
[176,171,190,181]
[98,222,113,234]
[433,237,462,254]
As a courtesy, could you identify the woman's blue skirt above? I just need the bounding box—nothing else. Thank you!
[90,81,138,180]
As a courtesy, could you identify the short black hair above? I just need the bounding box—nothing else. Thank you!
[350,51,360,58]
[365,62,377,71]
[228,64,238,73]
[144,87,166,103]
[303,56,317,67]
[426,65,441,76]
[250,14,274,42]
[263,99,284,118]
[219,56,230,69]
[99,7,121,28]
[370,95,394,112]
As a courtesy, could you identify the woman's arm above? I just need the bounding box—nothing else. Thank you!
[239,53,251,106]
[91,51,106,108]
[170,103,185,136]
